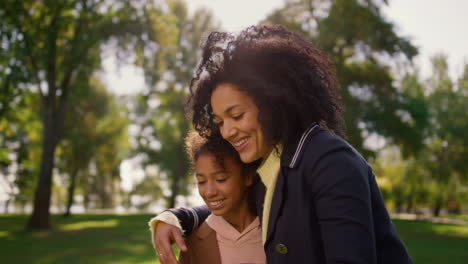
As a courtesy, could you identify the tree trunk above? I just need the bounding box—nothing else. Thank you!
[4,198,11,213]
[83,172,90,212]
[167,159,187,208]
[97,171,111,208]
[64,168,79,217]
[166,136,190,208]
[26,108,57,230]
[168,175,179,209]
[433,197,443,217]
[406,196,413,213]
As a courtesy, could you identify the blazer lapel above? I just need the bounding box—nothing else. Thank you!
[265,169,286,245]
[253,179,266,222]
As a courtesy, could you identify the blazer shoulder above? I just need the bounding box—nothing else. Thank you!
[303,129,357,161]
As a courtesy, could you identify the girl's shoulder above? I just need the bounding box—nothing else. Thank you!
[186,221,216,242]
[180,222,220,264]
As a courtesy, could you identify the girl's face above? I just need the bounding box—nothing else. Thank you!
[195,152,252,221]
[210,83,273,163]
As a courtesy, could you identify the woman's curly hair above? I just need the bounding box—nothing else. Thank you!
[187,24,344,149]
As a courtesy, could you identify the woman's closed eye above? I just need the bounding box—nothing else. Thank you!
[232,113,244,120]
[213,118,223,127]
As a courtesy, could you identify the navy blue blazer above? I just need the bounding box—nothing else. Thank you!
[170,124,412,264]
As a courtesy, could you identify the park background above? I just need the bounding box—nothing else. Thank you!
[1,0,467,263]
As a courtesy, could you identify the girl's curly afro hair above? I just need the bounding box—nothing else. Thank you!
[187,24,344,150]
[185,130,260,214]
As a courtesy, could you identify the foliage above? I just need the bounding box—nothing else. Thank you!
[0,92,42,212]
[55,77,130,214]
[1,0,466,220]
[265,0,425,158]
[130,0,219,208]
[0,0,156,229]
[422,56,468,215]
[375,57,468,215]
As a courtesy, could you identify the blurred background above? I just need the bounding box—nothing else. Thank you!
[1,0,467,263]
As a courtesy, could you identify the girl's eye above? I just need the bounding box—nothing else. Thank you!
[216,178,227,183]
[197,181,206,185]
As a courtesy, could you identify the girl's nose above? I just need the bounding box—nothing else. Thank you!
[204,182,218,197]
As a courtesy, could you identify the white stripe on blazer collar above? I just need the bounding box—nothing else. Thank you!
[289,123,319,168]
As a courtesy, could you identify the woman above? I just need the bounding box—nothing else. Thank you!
[178,131,265,264]
[151,25,412,264]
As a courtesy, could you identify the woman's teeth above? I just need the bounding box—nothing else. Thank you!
[233,138,248,147]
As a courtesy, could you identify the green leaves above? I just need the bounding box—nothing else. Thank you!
[131,0,219,208]
[375,56,468,215]
[266,0,421,158]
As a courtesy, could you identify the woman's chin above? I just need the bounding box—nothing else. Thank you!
[239,152,258,164]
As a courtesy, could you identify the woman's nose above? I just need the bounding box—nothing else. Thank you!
[220,120,236,139]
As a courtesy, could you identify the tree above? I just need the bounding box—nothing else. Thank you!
[131,0,219,208]
[377,56,468,215]
[56,76,129,216]
[1,0,153,229]
[85,98,130,210]
[424,55,468,215]
[265,0,425,158]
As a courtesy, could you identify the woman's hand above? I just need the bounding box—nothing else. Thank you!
[153,221,187,264]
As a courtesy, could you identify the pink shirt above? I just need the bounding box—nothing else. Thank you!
[206,214,266,264]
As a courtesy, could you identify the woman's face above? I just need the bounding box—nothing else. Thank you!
[195,152,252,221]
[210,83,273,163]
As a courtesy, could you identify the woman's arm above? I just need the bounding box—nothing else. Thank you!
[150,206,210,264]
[308,148,378,264]
[167,206,211,235]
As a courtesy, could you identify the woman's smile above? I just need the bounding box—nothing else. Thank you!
[211,83,273,163]
[232,137,250,151]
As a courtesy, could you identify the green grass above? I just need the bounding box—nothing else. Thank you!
[393,219,468,264]
[447,214,468,221]
[1,214,467,263]
[0,214,159,264]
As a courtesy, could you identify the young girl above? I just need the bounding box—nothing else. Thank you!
[178,131,265,264]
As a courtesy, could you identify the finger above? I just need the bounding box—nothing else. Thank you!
[153,234,167,263]
[172,228,187,252]
[154,235,168,263]
[158,237,179,264]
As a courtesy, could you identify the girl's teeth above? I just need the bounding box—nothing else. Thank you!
[210,199,224,205]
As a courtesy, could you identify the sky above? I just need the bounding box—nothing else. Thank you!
[384,0,468,79]
[110,0,468,203]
